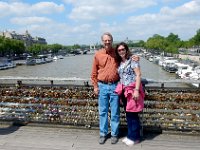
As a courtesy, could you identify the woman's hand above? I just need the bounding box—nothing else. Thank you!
[132,90,139,100]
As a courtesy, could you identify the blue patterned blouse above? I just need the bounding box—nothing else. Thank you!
[118,58,140,86]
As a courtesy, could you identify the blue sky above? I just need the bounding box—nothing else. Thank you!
[0,0,200,45]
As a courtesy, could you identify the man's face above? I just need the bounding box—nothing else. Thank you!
[102,35,112,51]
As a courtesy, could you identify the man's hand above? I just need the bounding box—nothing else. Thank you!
[132,55,140,61]
[94,88,99,95]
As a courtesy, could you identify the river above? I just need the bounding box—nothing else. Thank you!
[0,54,187,87]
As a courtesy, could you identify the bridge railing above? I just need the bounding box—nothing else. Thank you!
[0,77,200,134]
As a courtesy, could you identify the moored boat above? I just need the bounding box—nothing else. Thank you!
[26,56,36,65]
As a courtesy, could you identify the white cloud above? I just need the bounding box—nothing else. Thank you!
[159,0,200,17]
[16,21,93,45]
[32,2,65,14]
[0,1,64,17]
[125,0,200,40]
[65,0,157,21]
[161,0,182,3]
[10,16,52,25]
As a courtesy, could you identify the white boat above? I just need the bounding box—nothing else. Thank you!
[153,55,161,64]
[26,56,36,65]
[189,72,199,80]
[162,59,179,73]
[191,83,200,88]
[189,66,200,80]
[45,57,53,63]
[6,61,16,69]
[35,55,46,64]
[53,56,58,61]
[148,55,154,62]
[0,63,7,70]
[175,63,192,78]
[45,54,53,63]
[177,65,193,79]
[158,56,175,67]
[57,55,64,59]
[0,58,16,70]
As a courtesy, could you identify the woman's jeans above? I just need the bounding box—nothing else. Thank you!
[122,93,141,141]
[126,112,140,141]
[98,82,120,137]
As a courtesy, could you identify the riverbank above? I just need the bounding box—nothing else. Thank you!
[178,54,200,64]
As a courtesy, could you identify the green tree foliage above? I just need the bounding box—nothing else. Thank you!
[190,29,200,46]
[0,36,25,56]
[145,34,167,53]
[128,40,145,47]
[49,44,63,54]
[12,40,25,55]
[164,33,181,54]
[27,44,43,56]
[166,33,180,43]
[144,33,188,54]
[72,44,81,50]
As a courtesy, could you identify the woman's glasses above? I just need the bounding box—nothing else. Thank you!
[117,48,126,52]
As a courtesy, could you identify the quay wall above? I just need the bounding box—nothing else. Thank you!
[178,54,200,63]
[0,82,200,134]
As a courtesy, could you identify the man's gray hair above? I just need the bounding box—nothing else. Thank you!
[101,32,113,42]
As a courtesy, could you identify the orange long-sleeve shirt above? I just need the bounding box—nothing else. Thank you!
[91,48,119,89]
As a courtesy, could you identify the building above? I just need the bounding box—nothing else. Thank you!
[0,30,47,47]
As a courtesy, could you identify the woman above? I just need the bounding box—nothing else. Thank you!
[115,42,144,146]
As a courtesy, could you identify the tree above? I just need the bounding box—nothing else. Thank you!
[145,34,167,53]
[128,40,145,47]
[12,40,25,56]
[166,33,180,43]
[0,36,5,56]
[0,36,25,57]
[27,44,43,56]
[49,44,63,54]
[164,33,181,54]
[191,29,200,46]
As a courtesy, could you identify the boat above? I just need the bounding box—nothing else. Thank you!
[57,55,64,59]
[189,66,200,80]
[0,63,7,70]
[175,63,193,78]
[158,56,175,67]
[35,55,46,65]
[5,59,16,69]
[53,56,58,61]
[45,54,53,63]
[162,59,179,73]
[0,58,16,70]
[26,56,36,65]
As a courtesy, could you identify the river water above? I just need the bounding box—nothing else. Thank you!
[0,54,187,87]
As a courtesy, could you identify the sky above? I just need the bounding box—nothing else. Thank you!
[0,0,200,45]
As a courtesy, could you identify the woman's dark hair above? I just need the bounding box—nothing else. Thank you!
[115,42,132,63]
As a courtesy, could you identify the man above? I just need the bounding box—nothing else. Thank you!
[91,32,139,144]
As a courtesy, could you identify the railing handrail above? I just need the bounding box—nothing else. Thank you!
[0,76,88,81]
[0,76,200,84]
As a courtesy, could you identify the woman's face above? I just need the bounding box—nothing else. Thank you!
[117,45,126,59]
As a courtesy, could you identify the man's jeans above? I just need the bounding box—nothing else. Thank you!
[98,82,120,137]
